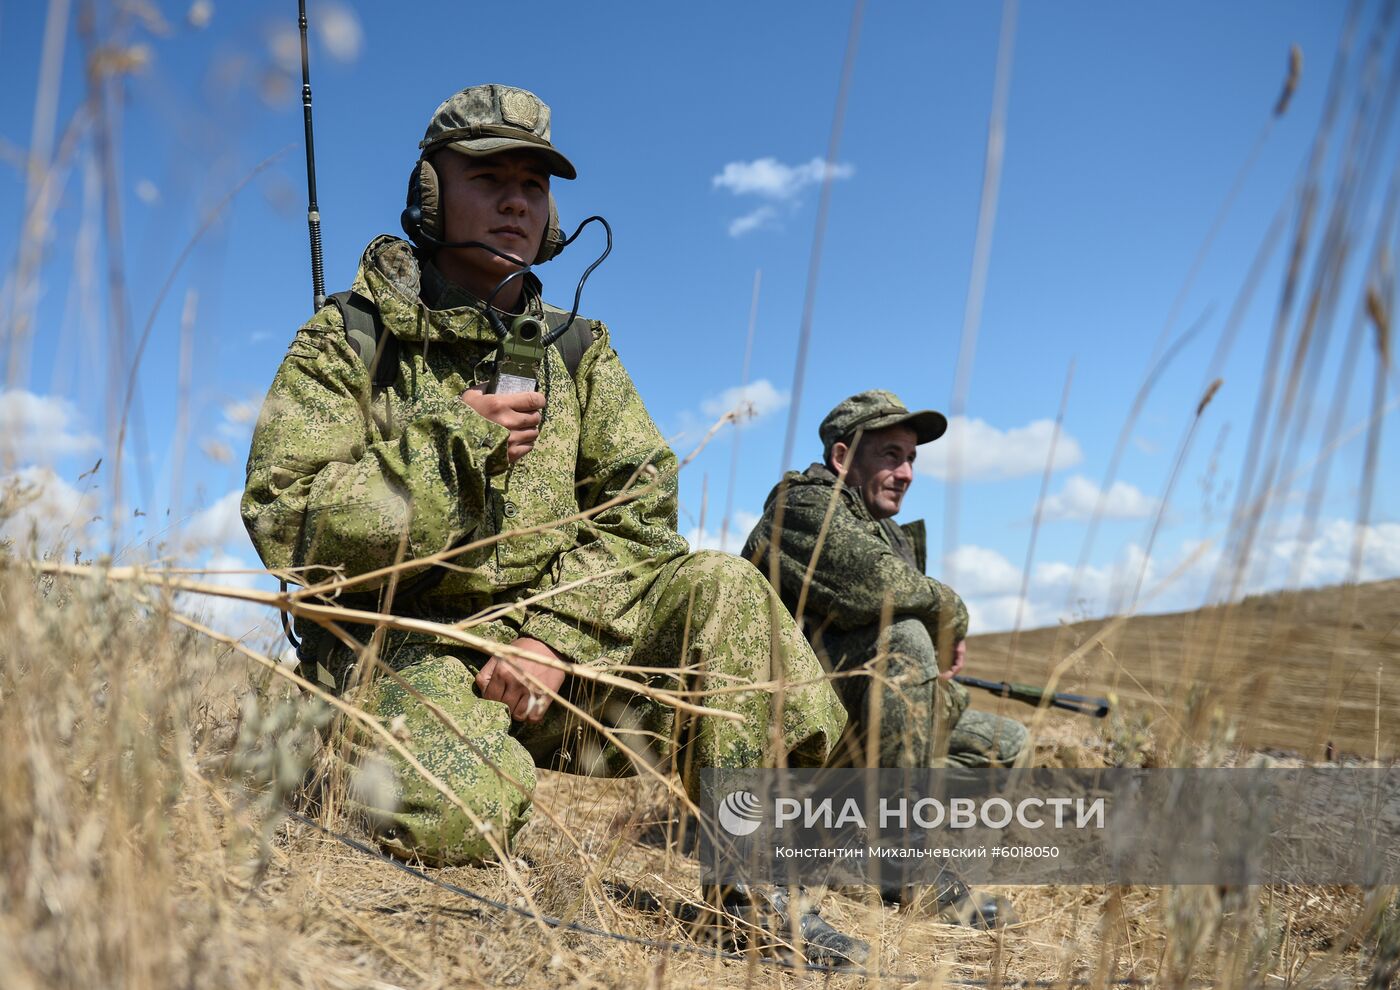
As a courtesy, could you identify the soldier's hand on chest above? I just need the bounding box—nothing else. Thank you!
[461,387,546,463]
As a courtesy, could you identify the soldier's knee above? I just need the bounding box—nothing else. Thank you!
[675,550,777,617]
[882,617,940,682]
[362,654,540,865]
[683,549,763,591]
[994,717,1029,764]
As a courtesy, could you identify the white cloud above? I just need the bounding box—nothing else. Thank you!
[728,206,778,238]
[953,516,1400,633]
[685,510,762,554]
[713,156,855,238]
[1263,518,1400,587]
[1042,475,1158,522]
[179,488,247,552]
[0,389,100,463]
[0,466,99,552]
[943,544,1022,597]
[712,157,854,199]
[965,594,1051,635]
[699,379,789,426]
[916,416,1083,482]
[316,2,364,63]
[183,551,278,642]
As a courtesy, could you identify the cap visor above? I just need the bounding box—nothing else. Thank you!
[444,137,577,180]
[905,410,949,444]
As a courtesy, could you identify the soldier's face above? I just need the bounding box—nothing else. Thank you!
[837,424,918,520]
[435,149,550,296]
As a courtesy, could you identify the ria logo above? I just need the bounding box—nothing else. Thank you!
[718,790,763,836]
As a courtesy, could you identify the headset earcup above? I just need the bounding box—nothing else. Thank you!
[400,159,435,246]
[416,160,442,242]
[535,193,564,264]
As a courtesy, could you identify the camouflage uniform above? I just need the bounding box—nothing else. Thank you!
[242,85,845,866]
[743,392,1026,770]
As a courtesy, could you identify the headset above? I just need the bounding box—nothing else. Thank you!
[400,154,565,264]
[398,151,612,353]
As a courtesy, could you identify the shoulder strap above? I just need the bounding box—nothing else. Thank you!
[329,290,398,388]
[543,309,597,379]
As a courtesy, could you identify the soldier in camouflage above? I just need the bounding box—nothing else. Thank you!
[242,85,849,887]
[743,390,1028,770]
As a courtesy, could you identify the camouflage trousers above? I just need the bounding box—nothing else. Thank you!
[341,551,847,866]
[815,616,1027,769]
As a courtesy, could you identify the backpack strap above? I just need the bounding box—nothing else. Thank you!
[328,290,398,388]
[543,309,597,379]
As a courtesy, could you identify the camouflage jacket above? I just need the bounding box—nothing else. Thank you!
[742,462,969,644]
[242,235,687,668]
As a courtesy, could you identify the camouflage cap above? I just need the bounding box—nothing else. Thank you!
[819,389,948,454]
[421,83,576,180]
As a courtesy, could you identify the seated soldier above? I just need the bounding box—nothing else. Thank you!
[744,390,1027,921]
[243,83,863,964]
[744,390,1027,769]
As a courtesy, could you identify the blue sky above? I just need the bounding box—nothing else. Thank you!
[1,1,1396,640]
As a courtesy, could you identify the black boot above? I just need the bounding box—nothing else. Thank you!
[701,884,870,968]
[879,863,1016,929]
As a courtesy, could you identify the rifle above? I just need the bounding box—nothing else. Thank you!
[954,675,1110,718]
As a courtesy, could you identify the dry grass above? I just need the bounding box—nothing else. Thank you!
[972,578,1400,764]
[1,556,1397,989]
[3,2,1398,987]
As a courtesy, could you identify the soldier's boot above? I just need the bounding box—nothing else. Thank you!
[699,883,870,968]
[881,866,1017,929]
[938,889,1017,929]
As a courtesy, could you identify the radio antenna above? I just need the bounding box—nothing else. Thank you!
[299,0,325,311]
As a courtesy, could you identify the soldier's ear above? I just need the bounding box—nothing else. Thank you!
[830,441,852,475]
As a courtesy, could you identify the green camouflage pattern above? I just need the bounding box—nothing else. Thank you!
[744,462,1023,768]
[945,705,1028,769]
[345,550,846,865]
[244,236,845,863]
[742,462,969,641]
[421,83,576,179]
[815,618,1026,768]
[243,234,692,667]
[817,617,968,768]
[347,654,539,865]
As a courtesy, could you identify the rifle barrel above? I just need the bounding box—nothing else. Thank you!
[954,674,1110,718]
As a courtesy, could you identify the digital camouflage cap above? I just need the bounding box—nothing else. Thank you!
[819,389,948,458]
[421,83,576,180]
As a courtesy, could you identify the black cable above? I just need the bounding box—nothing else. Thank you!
[544,216,611,346]
[278,578,301,652]
[287,811,1160,987]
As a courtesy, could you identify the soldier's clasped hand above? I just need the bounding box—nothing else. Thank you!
[940,639,967,680]
[461,387,546,462]
[476,636,568,723]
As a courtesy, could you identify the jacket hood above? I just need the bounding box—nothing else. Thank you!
[761,462,869,519]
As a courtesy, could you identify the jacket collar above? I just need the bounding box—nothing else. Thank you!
[777,461,928,567]
[348,234,543,345]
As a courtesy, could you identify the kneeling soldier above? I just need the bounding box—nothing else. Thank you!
[243,83,864,964]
